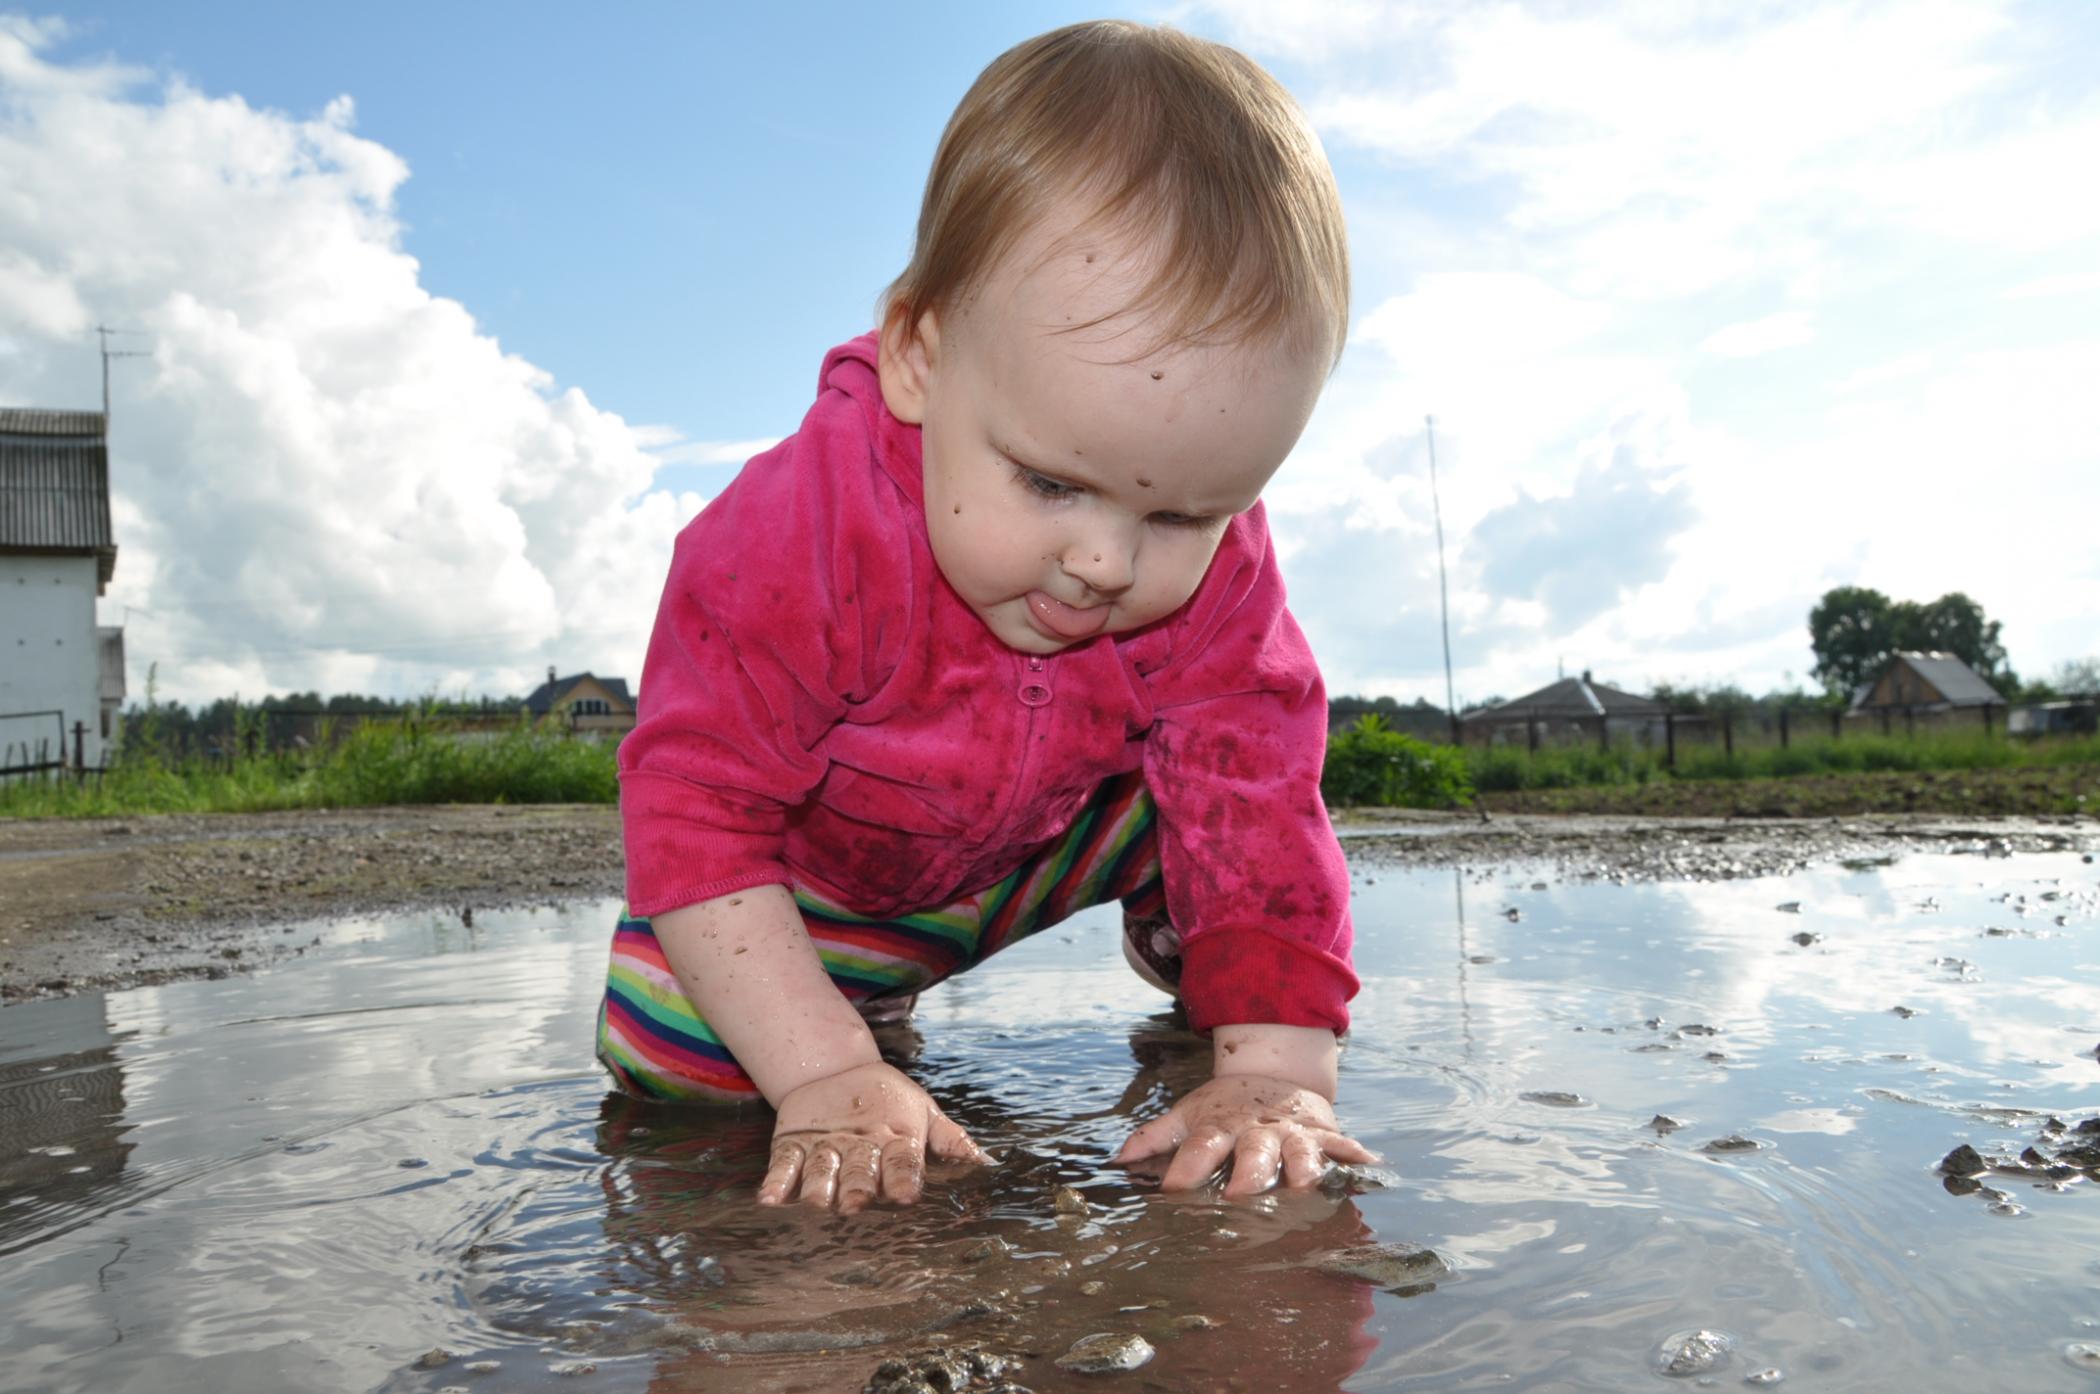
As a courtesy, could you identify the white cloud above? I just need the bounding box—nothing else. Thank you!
[1699,311,1815,359]
[2002,270,2100,300]
[1187,0,2100,699]
[1469,416,1697,633]
[0,25,700,703]
[639,434,783,469]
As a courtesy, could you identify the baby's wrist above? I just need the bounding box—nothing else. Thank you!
[1211,1022,1340,1098]
[756,1026,883,1105]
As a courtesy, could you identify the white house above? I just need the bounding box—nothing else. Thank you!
[1,408,124,774]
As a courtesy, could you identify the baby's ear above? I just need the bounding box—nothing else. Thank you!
[878,307,940,425]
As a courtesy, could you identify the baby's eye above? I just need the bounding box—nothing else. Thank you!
[1148,511,1219,530]
[1012,463,1080,500]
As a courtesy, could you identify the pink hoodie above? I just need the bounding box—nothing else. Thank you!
[619,335,1357,1034]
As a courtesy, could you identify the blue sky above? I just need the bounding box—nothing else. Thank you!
[3,2,2097,706]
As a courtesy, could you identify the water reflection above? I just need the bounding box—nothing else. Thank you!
[0,991,132,1249]
[0,853,2093,1392]
[558,1019,1383,1394]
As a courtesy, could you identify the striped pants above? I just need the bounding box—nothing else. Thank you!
[596,770,1167,1101]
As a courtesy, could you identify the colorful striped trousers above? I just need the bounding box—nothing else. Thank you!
[597,770,1166,1101]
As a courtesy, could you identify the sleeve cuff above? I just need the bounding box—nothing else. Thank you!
[1178,927,1357,1036]
[619,769,792,918]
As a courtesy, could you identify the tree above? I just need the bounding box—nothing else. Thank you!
[1811,586,2011,696]
[1898,592,2006,679]
[1808,586,1899,697]
[2053,657,2100,696]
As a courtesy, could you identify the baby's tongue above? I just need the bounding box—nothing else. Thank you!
[1028,590,1110,638]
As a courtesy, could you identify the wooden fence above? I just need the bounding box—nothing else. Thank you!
[1453,698,2095,769]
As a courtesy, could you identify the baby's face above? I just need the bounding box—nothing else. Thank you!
[885,205,1329,655]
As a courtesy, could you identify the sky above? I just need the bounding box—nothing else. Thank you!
[1,1,2095,710]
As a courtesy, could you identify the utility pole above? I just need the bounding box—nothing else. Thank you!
[1427,415,1460,745]
[96,325,151,425]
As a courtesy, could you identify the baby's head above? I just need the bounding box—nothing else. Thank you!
[877,21,1349,654]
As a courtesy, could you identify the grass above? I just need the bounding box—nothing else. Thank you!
[0,716,618,818]
[6,712,2097,820]
[1461,729,2100,793]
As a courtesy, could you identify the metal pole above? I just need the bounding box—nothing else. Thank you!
[95,325,150,431]
[1427,416,1459,744]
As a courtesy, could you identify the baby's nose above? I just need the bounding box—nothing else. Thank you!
[1062,539,1135,596]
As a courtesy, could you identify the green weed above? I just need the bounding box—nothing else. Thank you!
[0,716,618,818]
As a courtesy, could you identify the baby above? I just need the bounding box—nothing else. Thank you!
[598,20,1374,1211]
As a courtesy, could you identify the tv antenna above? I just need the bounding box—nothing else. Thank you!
[96,325,152,425]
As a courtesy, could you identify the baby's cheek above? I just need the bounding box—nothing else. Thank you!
[1147,544,1218,616]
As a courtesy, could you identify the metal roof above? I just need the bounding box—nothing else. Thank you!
[1462,674,1666,724]
[0,408,106,437]
[0,408,116,589]
[1855,652,2003,709]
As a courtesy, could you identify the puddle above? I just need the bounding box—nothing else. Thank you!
[2,851,2097,1391]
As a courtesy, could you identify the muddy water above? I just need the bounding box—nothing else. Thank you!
[2,850,2097,1393]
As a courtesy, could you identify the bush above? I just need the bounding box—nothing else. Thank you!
[1322,716,1474,808]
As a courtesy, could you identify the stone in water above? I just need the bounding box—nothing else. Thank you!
[1305,1242,1449,1295]
[1055,1333,1154,1375]
[1655,1328,1735,1376]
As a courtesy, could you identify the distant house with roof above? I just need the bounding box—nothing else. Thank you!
[1851,652,2003,712]
[1,408,124,774]
[1459,670,1666,748]
[525,667,636,737]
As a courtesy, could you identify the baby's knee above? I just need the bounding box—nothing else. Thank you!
[1121,910,1182,997]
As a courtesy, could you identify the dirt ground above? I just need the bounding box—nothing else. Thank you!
[0,802,2093,1003]
[0,805,622,1003]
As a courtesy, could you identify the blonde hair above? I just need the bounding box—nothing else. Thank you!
[884,20,1350,370]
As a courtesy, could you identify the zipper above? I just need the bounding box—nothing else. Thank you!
[982,651,1053,848]
[1017,654,1052,708]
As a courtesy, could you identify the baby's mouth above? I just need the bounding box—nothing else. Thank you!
[1025,589,1111,639]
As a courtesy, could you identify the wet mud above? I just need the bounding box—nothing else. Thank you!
[2,803,2089,1002]
[0,804,621,1002]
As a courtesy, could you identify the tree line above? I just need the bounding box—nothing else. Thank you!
[1327,587,2093,731]
[122,688,531,762]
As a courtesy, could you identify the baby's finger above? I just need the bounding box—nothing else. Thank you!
[1320,1132,1382,1166]
[836,1142,883,1215]
[1223,1128,1283,1198]
[1280,1131,1329,1189]
[757,1140,805,1206]
[798,1141,843,1208]
[1112,1113,1187,1165]
[880,1137,926,1206]
[1160,1124,1236,1191]
[927,1111,987,1164]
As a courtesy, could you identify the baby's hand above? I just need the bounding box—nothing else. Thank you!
[1112,1074,1378,1197]
[757,1061,988,1213]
